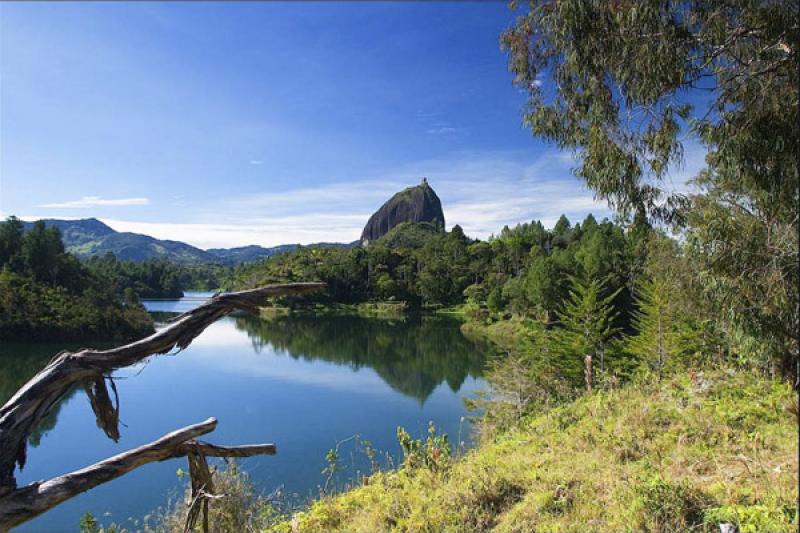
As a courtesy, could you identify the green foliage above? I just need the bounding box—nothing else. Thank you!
[554,274,624,385]
[79,512,99,533]
[397,421,451,472]
[465,345,576,440]
[0,217,153,341]
[628,278,680,373]
[232,222,474,308]
[633,474,709,532]
[502,0,797,217]
[280,370,797,532]
[85,253,232,298]
[503,0,798,379]
[233,215,642,329]
[78,511,122,533]
[91,461,286,533]
[704,504,797,533]
[686,191,799,377]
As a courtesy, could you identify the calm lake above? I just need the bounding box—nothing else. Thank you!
[1,293,490,532]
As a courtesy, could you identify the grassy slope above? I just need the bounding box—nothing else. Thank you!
[278,368,797,532]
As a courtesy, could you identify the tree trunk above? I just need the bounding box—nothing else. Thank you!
[585,355,593,393]
[0,283,323,530]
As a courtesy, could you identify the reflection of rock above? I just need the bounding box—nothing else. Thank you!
[233,314,490,403]
[360,178,445,245]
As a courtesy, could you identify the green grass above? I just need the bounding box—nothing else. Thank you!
[459,317,537,351]
[270,369,797,533]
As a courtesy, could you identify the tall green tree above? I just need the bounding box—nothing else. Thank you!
[555,275,622,390]
[503,0,798,379]
[20,221,66,284]
[0,216,24,268]
[627,277,682,376]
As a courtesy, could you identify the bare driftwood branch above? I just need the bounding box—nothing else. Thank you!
[0,283,323,530]
[0,417,279,530]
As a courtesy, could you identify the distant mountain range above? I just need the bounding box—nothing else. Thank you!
[21,180,446,264]
[22,218,352,265]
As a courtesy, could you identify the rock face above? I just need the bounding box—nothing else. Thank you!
[360,178,445,245]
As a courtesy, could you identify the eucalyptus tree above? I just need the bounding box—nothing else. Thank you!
[503,0,798,377]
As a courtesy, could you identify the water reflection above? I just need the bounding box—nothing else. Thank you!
[0,343,95,448]
[2,309,491,531]
[233,314,489,403]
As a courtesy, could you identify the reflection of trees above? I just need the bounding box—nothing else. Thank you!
[0,343,82,447]
[233,314,489,403]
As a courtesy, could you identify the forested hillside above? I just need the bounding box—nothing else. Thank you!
[0,218,153,341]
[23,217,352,265]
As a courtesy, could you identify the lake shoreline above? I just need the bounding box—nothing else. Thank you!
[5,299,488,532]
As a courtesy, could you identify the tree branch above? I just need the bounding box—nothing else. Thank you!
[0,282,324,527]
[0,418,280,530]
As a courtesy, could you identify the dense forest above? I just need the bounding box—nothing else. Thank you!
[0,217,231,340]
[84,253,230,299]
[232,215,639,314]
[0,218,153,341]
[233,205,793,386]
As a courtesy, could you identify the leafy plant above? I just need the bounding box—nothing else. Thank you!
[397,421,451,472]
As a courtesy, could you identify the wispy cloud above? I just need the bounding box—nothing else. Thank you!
[23,144,707,249]
[426,126,458,136]
[92,149,613,248]
[249,160,264,165]
[393,151,610,237]
[101,214,367,249]
[39,196,150,209]
[224,180,405,218]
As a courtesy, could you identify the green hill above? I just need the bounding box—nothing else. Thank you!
[21,218,351,265]
[281,369,798,533]
[374,221,443,249]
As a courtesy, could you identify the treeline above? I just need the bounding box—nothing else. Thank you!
[84,253,230,300]
[232,215,642,321]
[233,221,475,307]
[0,217,153,341]
[234,208,795,390]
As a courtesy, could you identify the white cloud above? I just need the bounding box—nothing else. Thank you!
[427,126,458,136]
[94,149,611,248]
[380,150,610,237]
[39,196,150,209]
[100,214,367,249]
[13,146,709,249]
[249,160,264,165]
[663,140,707,195]
[225,180,405,217]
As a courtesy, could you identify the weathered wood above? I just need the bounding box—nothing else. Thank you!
[0,418,217,530]
[0,283,323,530]
[176,441,277,457]
[0,418,280,530]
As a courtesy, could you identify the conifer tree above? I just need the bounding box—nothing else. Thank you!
[555,275,622,391]
[627,277,682,377]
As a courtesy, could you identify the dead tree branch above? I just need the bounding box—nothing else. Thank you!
[0,418,279,530]
[0,283,323,530]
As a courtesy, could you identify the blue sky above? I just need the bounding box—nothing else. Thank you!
[0,2,703,248]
